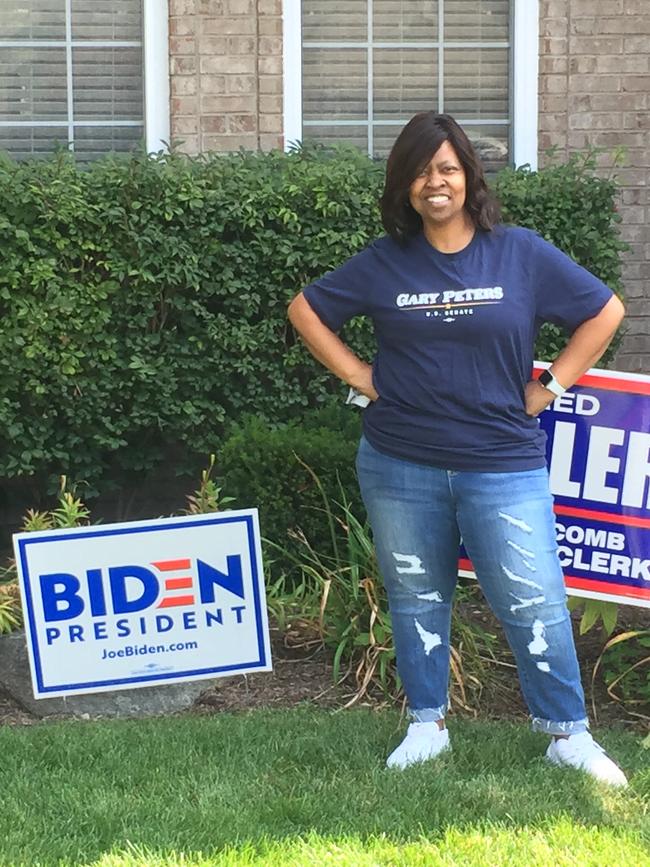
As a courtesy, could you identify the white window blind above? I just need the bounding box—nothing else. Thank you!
[0,1,144,160]
[301,0,511,170]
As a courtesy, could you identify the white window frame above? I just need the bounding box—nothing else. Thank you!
[282,0,538,170]
[144,0,170,152]
[0,0,169,155]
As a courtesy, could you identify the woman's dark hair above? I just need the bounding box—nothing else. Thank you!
[380,112,501,242]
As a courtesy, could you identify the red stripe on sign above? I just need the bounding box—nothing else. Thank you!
[576,373,650,396]
[554,504,650,530]
[152,558,191,572]
[157,595,195,608]
[565,575,650,600]
[164,577,193,590]
[532,366,650,396]
[459,557,473,572]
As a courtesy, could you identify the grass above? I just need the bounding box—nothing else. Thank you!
[0,709,648,866]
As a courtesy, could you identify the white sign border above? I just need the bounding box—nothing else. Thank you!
[14,509,272,697]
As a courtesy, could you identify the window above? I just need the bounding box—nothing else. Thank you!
[0,0,169,160]
[283,0,538,170]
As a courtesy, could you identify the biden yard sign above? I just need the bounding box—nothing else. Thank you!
[14,510,272,698]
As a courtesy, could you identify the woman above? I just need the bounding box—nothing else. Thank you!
[287,113,627,786]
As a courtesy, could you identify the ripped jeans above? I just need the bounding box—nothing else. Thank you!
[356,435,589,736]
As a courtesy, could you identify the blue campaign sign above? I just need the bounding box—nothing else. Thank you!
[540,364,650,608]
[459,365,650,609]
[13,510,272,698]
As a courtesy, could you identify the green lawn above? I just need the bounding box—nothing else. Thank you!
[0,709,647,866]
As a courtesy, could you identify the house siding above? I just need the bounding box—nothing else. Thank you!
[539,0,649,372]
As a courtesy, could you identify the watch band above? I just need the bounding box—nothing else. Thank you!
[345,387,371,408]
[538,369,566,397]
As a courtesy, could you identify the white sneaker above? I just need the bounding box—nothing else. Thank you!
[386,722,450,769]
[545,731,628,787]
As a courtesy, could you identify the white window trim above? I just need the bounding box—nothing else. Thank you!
[512,0,539,170]
[144,0,170,153]
[282,0,538,169]
[283,0,303,151]
[0,1,169,155]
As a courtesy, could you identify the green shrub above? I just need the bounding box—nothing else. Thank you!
[494,149,627,359]
[0,145,625,493]
[595,630,650,715]
[0,459,239,633]
[0,476,94,633]
[221,405,363,567]
[0,582,22,634]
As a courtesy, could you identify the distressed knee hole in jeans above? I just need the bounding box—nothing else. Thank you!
[389,552,445,659]
[506,539,537,572]
[509,592,546,614]
[390,552,444,602]
[392,552,425,574]
[498,513,548,614]
[414,619,442,655]
[502,564,543,592]
[528,619,551,673]
[498,510,533,534]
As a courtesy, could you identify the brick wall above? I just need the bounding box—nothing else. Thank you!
[539,0,650,373]
[168,0,283,154]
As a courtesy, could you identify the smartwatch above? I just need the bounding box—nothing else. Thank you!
[538,369,566,397]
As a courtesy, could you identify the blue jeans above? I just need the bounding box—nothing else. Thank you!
[356,435,589,736]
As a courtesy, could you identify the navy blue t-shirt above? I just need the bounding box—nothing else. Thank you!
[302,226,613,472]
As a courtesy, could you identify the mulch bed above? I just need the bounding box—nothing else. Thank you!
[1,605,647,730]
[154,599,650,730]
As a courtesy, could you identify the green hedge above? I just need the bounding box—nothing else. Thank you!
[0,146,625,494]
[221,405,363,570]
[494,152,626,359]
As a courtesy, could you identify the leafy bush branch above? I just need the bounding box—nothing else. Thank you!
[0,146,626,495]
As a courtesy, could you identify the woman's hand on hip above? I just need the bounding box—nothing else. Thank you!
[524,379,555,417]
[349,363,379,402]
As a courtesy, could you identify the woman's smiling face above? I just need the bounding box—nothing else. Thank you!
[408,139,467,227]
